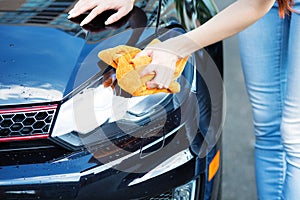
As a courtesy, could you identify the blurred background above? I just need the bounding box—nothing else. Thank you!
[214,0,257,199]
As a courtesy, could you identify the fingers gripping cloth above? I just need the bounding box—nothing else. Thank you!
[98,39,188,96]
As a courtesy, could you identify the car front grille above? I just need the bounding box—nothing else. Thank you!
[0,104,57,142]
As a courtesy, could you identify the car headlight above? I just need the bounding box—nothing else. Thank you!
[52,59,195,150]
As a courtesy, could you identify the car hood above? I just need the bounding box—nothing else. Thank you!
[0,25,149,107]
[0,3,155,107]
[0,24,86,106]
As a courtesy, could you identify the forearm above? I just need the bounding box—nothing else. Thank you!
[162,0,275,57]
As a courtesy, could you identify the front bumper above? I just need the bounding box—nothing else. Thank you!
[0,146,206,200]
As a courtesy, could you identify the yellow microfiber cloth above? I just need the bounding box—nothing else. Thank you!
[98,39,188,96]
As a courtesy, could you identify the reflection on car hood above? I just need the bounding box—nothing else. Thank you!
[0,25,85,106]
[0,0,157,106]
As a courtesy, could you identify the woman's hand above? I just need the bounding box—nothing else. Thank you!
[68,0,135,26]
[136,46,179,89]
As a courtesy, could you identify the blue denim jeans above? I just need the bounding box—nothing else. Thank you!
[238,2,300,199]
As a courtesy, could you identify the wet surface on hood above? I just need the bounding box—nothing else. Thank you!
[0,25,85,106]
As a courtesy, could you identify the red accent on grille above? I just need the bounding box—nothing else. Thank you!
[0,134,49,143]
[0,105,58,114]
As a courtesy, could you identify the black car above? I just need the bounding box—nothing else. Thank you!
[0,0,224,199]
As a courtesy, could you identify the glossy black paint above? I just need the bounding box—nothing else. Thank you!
[0,0,223,199]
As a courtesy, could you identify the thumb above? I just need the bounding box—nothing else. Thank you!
[140,64,156,77]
